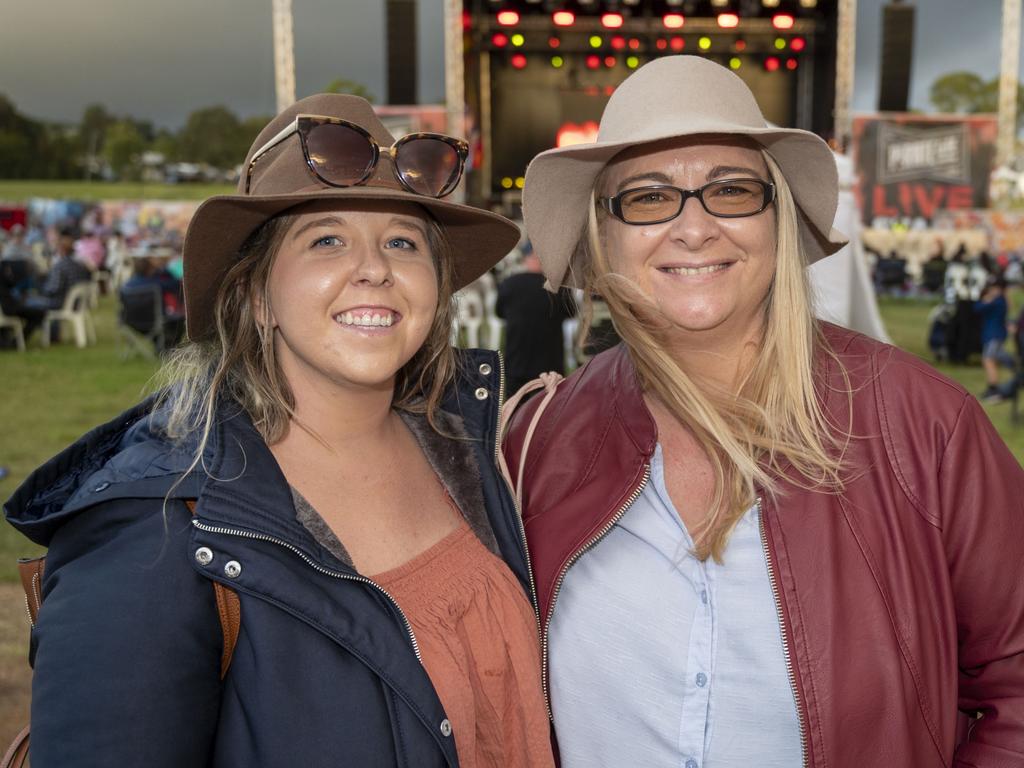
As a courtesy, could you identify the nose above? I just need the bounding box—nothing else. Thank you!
[351,244,393,287]
[667,194,718,251]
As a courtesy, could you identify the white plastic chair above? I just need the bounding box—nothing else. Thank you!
[455,290,484,348]
[0,306,25,352]
[41,282,96,348]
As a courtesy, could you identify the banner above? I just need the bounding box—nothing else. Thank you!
[852,113,997,227]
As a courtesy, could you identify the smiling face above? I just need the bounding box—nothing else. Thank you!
[266,199,440,399]
[598,136,777,348]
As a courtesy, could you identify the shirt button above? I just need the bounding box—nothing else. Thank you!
[685,759,698,768]
[700,589,708,605]
[695,672,708,688]
[440,719,452,737]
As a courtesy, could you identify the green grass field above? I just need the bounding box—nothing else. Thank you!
[0,179,235,202]
[0,294,1021,583]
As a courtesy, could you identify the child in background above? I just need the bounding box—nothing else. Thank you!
[976,278,1016,402]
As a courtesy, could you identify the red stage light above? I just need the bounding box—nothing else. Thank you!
[656,38,668,50]
[585,54,601,69]
[670,36,685,52]
[552,10,575,26]
[605,55,616,67]
[611,36,626,50]
[461,11,471,31]
[491,32,509,48]
[772,13,795,29]
[663,13,685,29]
[790,36,806,52]
[734,38,747,51]
[601,13,624,29]
[548,36,561,48]
[786,57,798,70]
[497,10,520,26]
[511,53,528,69]
[764,56,781,72]
[717,13,739,28]
[628,38,641,50]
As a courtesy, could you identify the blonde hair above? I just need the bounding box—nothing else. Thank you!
[153,208,459,481]
[582,152,849,562]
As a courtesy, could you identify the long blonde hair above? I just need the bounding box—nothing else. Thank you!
[153,207,459,480]
[582,152,849,562]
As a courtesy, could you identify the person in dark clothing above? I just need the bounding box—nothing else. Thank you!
[496,244,577,395]
[26,231,90,311]
[976,278,1015,401]
[0,281,47,342]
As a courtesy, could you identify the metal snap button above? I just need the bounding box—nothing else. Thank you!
[474,387,488,400]
[194,547,214,567]
[478,362,492,376]
[223,560,242,579]
[440,719,452,737]
[91,481,110,493]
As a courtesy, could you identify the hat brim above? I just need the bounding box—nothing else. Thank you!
[523,126,849,290]
[182,185,520,340]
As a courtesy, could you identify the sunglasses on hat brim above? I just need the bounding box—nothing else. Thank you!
[244,114,469,199]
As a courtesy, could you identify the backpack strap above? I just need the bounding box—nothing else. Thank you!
[4,499,241,767]
[186,500,240,680]
[497,371,564,509]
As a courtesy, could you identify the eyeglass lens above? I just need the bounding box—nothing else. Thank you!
[618,180,768,223]
[395,138,461,197]
[305,123,377,186]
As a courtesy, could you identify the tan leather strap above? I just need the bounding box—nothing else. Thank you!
[0,724,30,768]
[497,371,564,509]
[186,500,241,680]
[17,557,45,628]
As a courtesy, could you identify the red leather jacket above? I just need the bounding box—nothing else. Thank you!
[504,323,1024,767]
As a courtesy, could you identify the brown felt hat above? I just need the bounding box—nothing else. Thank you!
[182,93,520,340]
[523,55,848,289]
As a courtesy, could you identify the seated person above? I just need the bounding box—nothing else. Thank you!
[25,230,91,311]
[121,254,185,347]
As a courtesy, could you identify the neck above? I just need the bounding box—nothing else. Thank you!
[662,317,764,393]
[275,369,400,456]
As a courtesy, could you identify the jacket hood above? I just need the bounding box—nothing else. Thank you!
[5,396,206,547]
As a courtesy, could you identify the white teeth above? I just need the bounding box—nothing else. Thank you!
[665,264,728,276]
[336,311,396,327]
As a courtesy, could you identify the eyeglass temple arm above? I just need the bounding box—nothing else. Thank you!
[244,117,300,194]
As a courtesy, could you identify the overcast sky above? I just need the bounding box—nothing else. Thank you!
[0,0,1013,130]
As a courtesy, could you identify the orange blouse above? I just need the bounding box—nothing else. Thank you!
[372,521,554,768]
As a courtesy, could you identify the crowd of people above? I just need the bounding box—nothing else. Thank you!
[0,221,185,349]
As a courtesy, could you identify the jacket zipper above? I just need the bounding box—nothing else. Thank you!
[757,496,809,767]
[493,351,543,646]
[541,464,652,719]
[191,519,422,663]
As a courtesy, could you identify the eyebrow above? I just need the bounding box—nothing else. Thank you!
[290,216,346,242]
[388,216,428,238]
[616,172,672,193]
[707,164,766,180]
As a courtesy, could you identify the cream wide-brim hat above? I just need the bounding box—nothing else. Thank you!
[523,55,848,289]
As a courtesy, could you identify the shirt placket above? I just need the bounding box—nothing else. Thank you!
[677,558,713,768]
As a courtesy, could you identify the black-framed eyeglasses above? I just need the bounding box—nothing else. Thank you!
[599,178,776,225]
[243,114,469,198]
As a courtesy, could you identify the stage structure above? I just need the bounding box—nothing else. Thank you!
[452,0,839,208]
[272,0,297,113]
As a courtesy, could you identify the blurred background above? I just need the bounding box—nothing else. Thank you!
[1,0,1023,747]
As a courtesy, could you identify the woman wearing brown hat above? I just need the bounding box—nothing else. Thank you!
[503,56,1024,767]
[6,95,553,767]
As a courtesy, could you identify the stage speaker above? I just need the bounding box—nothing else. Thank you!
[386,0,418,104]
[878,0,915,112]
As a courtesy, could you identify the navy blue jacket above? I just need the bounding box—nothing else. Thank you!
[5,349,533,768]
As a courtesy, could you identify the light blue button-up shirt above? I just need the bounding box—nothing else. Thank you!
[548,444,802,768]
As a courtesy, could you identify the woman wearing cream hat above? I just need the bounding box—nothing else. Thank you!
[7,94,553,767]
[503,56,1024,766]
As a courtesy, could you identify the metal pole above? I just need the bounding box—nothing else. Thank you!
[272,0,297,113]
[833,0,857,149]
[998,0,1021,165]
[443,0,466,200]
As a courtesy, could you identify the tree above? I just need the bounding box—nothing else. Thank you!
[177,106,244,168]
[103,120,146,180]
[324,78,375,103]
[930,71,1024,129]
